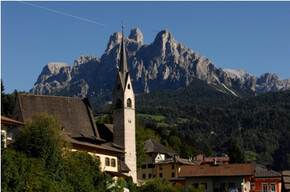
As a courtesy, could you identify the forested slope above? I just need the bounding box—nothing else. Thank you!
[136,85,290,171]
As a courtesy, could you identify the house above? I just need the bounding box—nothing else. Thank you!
[12,93,125,174]
[250,164,281,192]
[179,163,255,192]
[282,171,290,192]
[137,138,196,184]
[137,138,177,181]
[155,156,196,185]
[1,116,24,147]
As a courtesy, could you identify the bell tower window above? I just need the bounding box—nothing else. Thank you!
[127,98,132,108]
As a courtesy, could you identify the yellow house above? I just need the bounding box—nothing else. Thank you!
[155,156,196,183]
[138,138,195,183]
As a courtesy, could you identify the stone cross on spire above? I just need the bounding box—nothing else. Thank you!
[119,21,128,73]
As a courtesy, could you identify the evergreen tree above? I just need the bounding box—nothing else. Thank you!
[228,140,245,163]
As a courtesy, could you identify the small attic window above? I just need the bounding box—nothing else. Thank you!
[128,84,131,89]
[117,84,121,90]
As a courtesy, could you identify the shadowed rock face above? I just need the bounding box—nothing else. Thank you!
[31,28,290,98]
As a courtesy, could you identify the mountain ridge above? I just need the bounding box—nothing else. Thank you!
[30,28,290,107]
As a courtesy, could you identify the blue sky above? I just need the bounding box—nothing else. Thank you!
[1,1,290,93]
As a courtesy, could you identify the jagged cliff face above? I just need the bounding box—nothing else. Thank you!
[31,28,290,99]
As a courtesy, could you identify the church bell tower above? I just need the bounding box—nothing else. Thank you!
[113,25,137,182]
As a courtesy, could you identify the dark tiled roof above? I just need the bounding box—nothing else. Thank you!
[65,134,124,153]
[1,116,25,126]
[97,123,113,142]
[254,164,281,178]
[118,159,130,172]
[179,163,255,178]
[145,138,177,156]
[14,94,101,139]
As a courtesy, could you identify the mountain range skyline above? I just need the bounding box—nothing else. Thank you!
[2,1,290,93]
[30,28,290,107]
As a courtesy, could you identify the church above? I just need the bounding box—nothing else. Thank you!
[11,26,137,182]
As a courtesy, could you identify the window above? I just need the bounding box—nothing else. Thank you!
[105,158,110,166]
[159,173,163,178]
[96,156,100,161]
[141,164,146,169]
[193,183,199,189]
[149,174,152,178]
[111,159,116,167]
[117,84,121,90]
[171,164,175,169]
[270,184,276,192]
[251,183,255,190]
[116,99,122,108]
[171,172,175,178]
[148,164,155,168]
[7,132,13,140]
[128,84,131,89]
[142,174,146,179]
[127,98,132,108]
[262,184,268,192]
[159,165,163,170]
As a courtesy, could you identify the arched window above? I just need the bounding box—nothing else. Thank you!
[127,98,132,108]
[105,157,110,166]
[96,156,100,162]
[111,159,116,167]
[128,84,131,89]
[115,99,122,109]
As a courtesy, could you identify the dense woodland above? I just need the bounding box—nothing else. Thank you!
[135,80,290,171]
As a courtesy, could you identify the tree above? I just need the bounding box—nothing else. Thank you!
[228,140,245,163]
[169,135,181,154]
[203,143,213,157]
[60,151,107,192]
[1,149,57,192]
[138,178,181,192]
[13,113,68,171]
[1,80,16,118]
[2,112,114,191]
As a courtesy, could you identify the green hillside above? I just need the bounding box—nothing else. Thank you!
[135,84,290,171]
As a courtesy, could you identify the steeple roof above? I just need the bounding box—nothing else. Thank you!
[119,24,128,74]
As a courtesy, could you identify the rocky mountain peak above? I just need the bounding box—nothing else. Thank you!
[31,28,290,103]
[105,32,122,52]
[155,30,174,42]
[259,73,281,84]
[128,28,143,45]
[151,30,180,58]
[74,55,99,66]
[45,62,68,75]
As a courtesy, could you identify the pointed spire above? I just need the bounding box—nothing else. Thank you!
[119,21,128,73]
